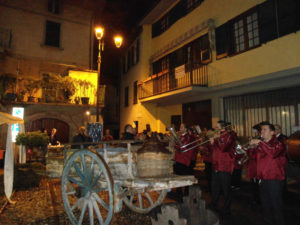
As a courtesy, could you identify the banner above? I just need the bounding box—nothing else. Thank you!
[175,65,185,79]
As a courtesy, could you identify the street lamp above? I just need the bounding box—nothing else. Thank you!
[95,27,123,122]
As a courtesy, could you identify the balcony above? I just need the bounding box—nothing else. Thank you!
[0,71,106,107]
[138,63,208,100]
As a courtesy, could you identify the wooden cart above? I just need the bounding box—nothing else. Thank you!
[61,140,197,225]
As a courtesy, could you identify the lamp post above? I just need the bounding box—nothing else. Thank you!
[95,27,123,122]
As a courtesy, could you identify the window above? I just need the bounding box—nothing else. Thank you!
[160,16,169,33]
[133,81,138,104]
[152,56,169,75]
[45,20,61,47]
[233,11,260,53]
[124,86,129,107]
[48,0,60,14]
[186,0,204,13]
[123,39,140,73]
[190,34,211,64]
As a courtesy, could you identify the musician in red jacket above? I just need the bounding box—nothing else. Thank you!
[249,122,287,225]
[174,123,196,175]
[208,120,236,218]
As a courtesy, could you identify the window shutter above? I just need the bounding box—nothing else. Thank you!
[216,23,231,58]
[277,0,300,37]
[258,0,277,44]
[136,39,140,63]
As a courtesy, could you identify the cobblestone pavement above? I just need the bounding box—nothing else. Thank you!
[0,164,154,225]
[0,164,299,225]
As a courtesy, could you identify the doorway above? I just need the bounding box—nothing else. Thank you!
[26,118,69,144]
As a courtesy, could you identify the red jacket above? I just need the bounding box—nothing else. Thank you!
[247,148,257,179]
[209,131,236,173]
[250,136,287,180]
[175,133,196,167]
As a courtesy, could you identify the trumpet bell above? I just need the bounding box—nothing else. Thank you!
[235,144,244,155]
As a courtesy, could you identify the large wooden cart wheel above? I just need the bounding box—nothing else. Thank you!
[123,189,167,214]
[61,149,114,225]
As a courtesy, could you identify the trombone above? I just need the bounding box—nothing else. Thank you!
[168,125,231,153]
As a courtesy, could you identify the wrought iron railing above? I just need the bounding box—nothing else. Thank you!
[138,63,208,99]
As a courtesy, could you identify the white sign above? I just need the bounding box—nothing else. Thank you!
[11,107,24,142]
[175,65,185,79]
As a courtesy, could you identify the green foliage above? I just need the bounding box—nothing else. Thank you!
[41,73,76,100]
[16,131,49,148]
[0,73,17,99]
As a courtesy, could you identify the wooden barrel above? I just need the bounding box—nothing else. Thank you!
[137,135,172,178]
[287,131,300,162]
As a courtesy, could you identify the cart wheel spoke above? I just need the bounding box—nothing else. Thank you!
[90,170,102,188]
[66,191,76,195]
[92,198,104,225]
[86,159,95,184]
[93,192,109,211]
[71,197,84,211]
[80,154,87,175]
[138,193,143,208]
[67,176,83,187]
[78,199,88,225]
[145,192,153,205]
[72,161,85,182]
[88,200,94,225]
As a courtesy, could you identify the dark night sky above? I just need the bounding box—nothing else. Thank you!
[92,0,158,84]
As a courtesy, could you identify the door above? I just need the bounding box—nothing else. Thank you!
[26,118,69,144]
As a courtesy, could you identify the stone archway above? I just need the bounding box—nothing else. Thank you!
[25,111,81,144]
[26,118,70,143]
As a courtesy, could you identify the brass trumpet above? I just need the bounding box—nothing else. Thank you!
[235,136,262,165]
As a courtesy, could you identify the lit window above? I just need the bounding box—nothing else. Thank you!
[233,12,260,53]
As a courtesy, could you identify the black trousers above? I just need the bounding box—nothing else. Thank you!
[204,161,212,192]
[173,161,195,196]
[250,178,260,204]
[231,168,242,188]
[211,171,232,215]
[259,179,285,225]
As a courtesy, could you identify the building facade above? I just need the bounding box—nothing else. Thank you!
[0,0,103,144]
[120,0,300,136]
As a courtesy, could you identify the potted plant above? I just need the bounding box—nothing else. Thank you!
[61,76,76,103]
[0,73,17,101]
[24,79,41,102]
[79,80,94,105]
[16,131,49,160]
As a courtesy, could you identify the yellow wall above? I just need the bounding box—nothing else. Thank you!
[151,0,265,56]
[208,32,300,86]
[0,0,93,67]
[69,70,97,104]
[121,0,300,135]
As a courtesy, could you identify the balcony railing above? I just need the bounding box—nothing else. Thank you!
[138,63,208,99]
